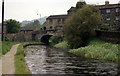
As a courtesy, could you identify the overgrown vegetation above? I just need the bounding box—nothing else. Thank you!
[25,20,40,27]
[15,42,42,74]
[69,38,119,62]
[2,41,19,55]
[5,19,21,33]
[64,5,101,49]
[54,41,69,49]
[100,24,109,30]
[49,36,63,46]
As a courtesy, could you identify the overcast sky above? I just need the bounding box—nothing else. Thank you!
[0,0,120,22]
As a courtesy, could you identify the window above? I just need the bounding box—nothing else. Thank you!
[116,8,120,12]
[106,17,110,21]
[50,26,52,29]
[100,9,104,14]
[116,16,119,20]
[49,19,52,24]
[106,9,110,13]
[62,19,65,24]
[57,19,61,24]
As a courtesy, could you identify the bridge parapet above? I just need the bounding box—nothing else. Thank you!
[5,30,63,42]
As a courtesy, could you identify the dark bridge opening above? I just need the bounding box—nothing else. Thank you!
[41,35,52,44]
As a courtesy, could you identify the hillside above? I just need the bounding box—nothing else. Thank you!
[21,16,48,27]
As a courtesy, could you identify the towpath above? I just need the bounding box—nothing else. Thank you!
[2,44,19,74]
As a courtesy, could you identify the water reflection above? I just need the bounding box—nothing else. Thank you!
[24,45,118,75]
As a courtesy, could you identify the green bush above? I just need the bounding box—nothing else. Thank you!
[54,41,70,49]
[100,24,109,30]
[4,36,10,41]
[64,5,101,49]
[49,36,63,45]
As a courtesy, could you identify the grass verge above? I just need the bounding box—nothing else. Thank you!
[69,38,119,62]
[2,41,19,55]
[15,42,42,74]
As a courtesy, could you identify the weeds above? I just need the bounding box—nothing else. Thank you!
[69,38,119,61]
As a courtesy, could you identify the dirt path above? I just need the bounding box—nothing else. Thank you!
[2,44,19,74]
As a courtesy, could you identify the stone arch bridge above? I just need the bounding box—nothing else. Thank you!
[6,30,63,44]
[32,31,63,44]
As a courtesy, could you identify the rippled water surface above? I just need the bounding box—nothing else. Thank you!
[24,45,118,75]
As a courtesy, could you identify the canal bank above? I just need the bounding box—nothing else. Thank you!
[24,45,118,75]
[54,38,119,62]
[14,42,43,74]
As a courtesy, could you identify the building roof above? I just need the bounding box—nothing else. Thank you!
[21,26,39,31]
[67,7,75,12]
[98,3,120,9]
[46,14,68,19]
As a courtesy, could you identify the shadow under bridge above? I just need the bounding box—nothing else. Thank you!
[40,35,53,44]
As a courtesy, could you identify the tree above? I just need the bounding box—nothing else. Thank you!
[71,1,86,13]
[5,19,21,33]
[64,5,101,49]
[25,20,40,27]
[76,1,86,10]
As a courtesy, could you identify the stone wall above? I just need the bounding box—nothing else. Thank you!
[95,30,120,43]
[6,32,32,42]
[5,30,63,42]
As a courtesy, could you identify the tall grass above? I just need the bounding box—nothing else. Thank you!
[15,42,42,74]
[54,41,70,49]
[69,38,119,61]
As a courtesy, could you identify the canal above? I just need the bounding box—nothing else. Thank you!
[24,45,118,75]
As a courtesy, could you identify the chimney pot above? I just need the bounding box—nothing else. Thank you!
[105,1,109,5]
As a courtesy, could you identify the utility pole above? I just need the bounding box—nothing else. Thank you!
[37,13,41,25]
[1,0,4,41]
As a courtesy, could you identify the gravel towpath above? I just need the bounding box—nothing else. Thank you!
[2,44,19,74]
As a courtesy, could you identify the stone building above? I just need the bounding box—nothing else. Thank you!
[99,1,120,30]
[46,1,120,32]
[46,15,68,31]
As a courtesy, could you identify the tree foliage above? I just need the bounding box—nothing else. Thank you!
[25,20,40,27]
[5,19,21,33]
[76,1,86,10]
[72,1,86,13]
[64,5,101,49]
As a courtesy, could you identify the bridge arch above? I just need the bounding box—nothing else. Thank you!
[40,35,53,44]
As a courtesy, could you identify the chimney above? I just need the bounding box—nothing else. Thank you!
[105,1,109,5]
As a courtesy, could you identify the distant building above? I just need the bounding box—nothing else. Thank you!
[20,26,40,33]
[46,1,120,32]
[46,1,86,32]
[99,1,120,30]
[46,15,68,31]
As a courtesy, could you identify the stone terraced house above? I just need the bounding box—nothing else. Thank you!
[46,1,120,32]
[99,1,120,30]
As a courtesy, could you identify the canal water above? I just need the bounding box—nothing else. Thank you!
[24,45,118,75]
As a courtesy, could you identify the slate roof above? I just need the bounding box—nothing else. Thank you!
[21,26,39,31]
[98,3,120,9]
[67,7,75,12]
[46,14,68,19]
